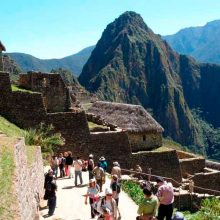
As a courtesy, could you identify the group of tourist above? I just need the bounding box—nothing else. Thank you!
[44,153,183,220]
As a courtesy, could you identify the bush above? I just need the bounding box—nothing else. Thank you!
[121,180,144,205]
[184,197,220,220]
[24,123,64,153]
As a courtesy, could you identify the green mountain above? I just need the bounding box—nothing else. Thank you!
[79,11,220,159]
[7,45,95,76]
[163,20,220,64]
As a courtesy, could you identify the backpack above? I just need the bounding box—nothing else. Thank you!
[116,183,121,194]
[45,181,52,191]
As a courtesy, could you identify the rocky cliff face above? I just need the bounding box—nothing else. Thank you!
[79,11,220,147]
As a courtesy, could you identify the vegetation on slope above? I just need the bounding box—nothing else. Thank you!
[0,145,16,220]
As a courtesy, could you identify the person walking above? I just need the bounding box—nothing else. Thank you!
[88,154,95,180]
[73,156,83,186]
[85,179,100,219]
[93,163,105,192]
[50,156,59,179]
[65,151,73,178]
[58,153,65,178]
[136,187,158,220]
[44,172,57,216]
[64,152,68,177]
[96,188,118,220]
[111,162,121,181]
[99,156,108,172]
[156,176,174,220]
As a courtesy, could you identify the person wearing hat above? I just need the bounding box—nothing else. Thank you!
[93,163,105,192]
[85,179,100,219]
[111,162,121,180]
[136,187,158,220]
[155,176,174,220]
[99,156,108,172]
[88,154,95,179]
[96,188,118,220]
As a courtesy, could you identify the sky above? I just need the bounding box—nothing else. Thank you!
[1,0,220,59]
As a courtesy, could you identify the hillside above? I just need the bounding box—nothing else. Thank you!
[7,45,95,76]
[163,20,220,64]
[79,11,220,160]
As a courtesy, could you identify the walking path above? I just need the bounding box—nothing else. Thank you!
[40,171,138,220]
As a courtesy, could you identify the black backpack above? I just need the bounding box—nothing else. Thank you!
[116,183,121,194]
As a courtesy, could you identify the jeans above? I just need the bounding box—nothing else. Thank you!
[48,196,56,216]
[75,170,83,186]
[52,166,58,178]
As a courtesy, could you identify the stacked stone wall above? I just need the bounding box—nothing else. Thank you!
[131,150,182,182]
[46,111,90,155]
[128,132,162,152]
[179,158,205,177]
[8,92,47,128]
[89,131,132,171]
[14,137,44,220]
[192,171,220,195]
[19,72,71,112]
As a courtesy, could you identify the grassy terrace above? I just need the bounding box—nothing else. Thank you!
[11,84,37,93]
[88,121,108,130]
[0,145,16,220]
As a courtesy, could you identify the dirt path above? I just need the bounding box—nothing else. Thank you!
[40,171,138,220]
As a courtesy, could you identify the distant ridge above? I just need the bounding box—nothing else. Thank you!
[163,20,220,64]
[7,45,95,76]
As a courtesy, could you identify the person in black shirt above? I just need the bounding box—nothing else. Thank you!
[65,151,73,178]
[45,173,57,216]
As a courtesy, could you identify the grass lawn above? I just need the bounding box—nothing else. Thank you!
[0,145,16,220]
[11,84,37,93]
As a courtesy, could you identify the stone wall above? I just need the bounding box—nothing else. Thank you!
[192,171,220,195]
[14,137,44,220]
[176,150,197,159]
[19,72,71,112]
[89,131,132,171]
[128,132,162,152]
[8,92,47,128]
[179,157,205,178]
[131,150,182,183]
[46,111,90,155]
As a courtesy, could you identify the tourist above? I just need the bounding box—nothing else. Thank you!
[172,212,185,220]
[65,151,73,178]
[50,155,59,179]
[73,156,83,186]
[44,171,57,216]
[85,178,100,219]
[136,187,158,220]
[156,176,174,220]
[99,156,108,172]
[58,153,65,178]
[96,188,118,220]
[88,154,95,179]
[44,169,54,189]
[111,161,121,181]
[64,152,68,177]
[135,164,144,180]
[93,163,105,192]
[110,174,121,206]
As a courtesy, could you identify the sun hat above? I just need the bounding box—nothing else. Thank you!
[113,161,120,167]
[99,156,105,161]
[89,178,96,184]
[89,154,94,158]
[105,188,113,195]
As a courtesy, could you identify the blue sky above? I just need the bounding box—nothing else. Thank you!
[1,0,220,58]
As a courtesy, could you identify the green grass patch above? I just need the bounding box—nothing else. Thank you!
[0,145,16,220]
[11,84,36,93]
[88,121,108,130]
[0,116,24,137]
[121,180,144,205]
[162,138,183,150]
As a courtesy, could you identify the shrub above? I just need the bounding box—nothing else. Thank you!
[24,123,64,153]
[121,180,144,205]
[184,197,220,220]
